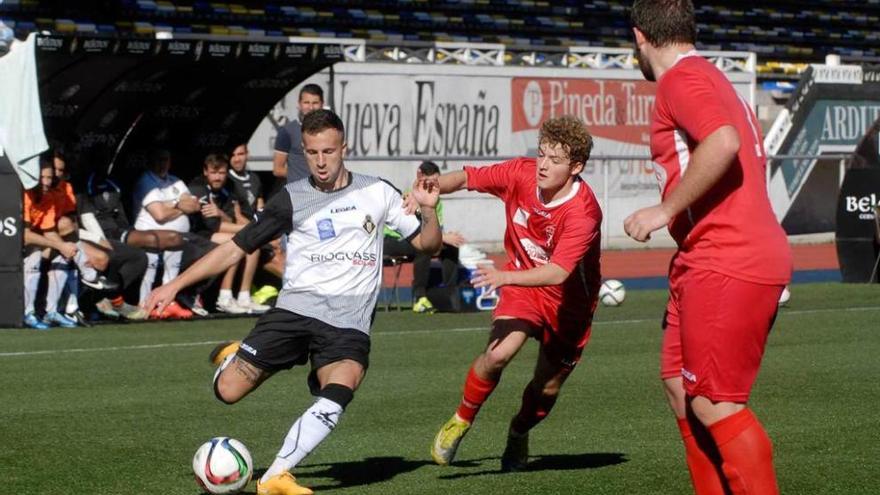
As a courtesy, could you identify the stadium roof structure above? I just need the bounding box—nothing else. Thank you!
[35,31,756,183]
[36,33,346,178]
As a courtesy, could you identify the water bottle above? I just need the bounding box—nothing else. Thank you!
[473,261,499,311]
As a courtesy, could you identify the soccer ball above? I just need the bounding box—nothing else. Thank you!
[192,437,253,494]
[778,286,791,306]
[599,279,626,307]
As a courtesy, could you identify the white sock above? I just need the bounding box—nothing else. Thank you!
[261,397,344,482]
[218,289,234,302]
[237,292,251,304]
[74,241,98,282]
[139,252,159,305]
[23,251,42,314]
[64,266,79,314]
[162,250,182,284]
[46,255,69,313]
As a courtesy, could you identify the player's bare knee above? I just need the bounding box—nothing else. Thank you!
[214,371,245,404]
[481,346,513,372]
[57,216,75,236]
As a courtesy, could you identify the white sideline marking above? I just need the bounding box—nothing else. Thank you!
[1,305,878,359]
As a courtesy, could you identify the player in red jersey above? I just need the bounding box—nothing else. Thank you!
[625,2,792,494]
[429,116,602,471]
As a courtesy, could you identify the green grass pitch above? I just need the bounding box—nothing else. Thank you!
[1,282,879,494]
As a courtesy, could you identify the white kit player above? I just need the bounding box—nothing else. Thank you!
[144,109,441,495]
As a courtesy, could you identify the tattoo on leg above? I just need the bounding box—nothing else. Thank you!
[232,360,264,384]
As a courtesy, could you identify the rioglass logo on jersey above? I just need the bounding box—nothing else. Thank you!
[309,251,378,266]
[362,214,375,234]
[316,218,336,240]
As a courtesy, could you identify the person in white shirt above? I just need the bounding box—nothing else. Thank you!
[131,149,201,317]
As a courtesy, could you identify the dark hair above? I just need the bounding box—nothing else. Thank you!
[300,84,324,102]
[150,148,171,165]
[630,0,697,47]
[39,152,55,170]
[418,160,441,176]
[301,109,345,137]
[203,153,229,170]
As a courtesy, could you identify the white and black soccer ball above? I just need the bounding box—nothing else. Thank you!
[599,279,626,307]
[192,437,253,494]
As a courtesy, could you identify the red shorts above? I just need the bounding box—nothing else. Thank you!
[660,264,783,402]
[494,285,596,369]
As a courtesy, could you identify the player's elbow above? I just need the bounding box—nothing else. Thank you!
[272,153,287,178]
[716,125,741,162]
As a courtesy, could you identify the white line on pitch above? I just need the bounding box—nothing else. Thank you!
[1,305,878,358]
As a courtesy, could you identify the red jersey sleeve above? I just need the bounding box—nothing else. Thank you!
[659,67,735,142]
[548,211,598,273]
[464,158,525,200]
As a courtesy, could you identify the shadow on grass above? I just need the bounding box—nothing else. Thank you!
[437,452,628,479]
[254,456,432,492]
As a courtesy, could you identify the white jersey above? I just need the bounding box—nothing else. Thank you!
[132,170,191,232]
[232,172,420,333]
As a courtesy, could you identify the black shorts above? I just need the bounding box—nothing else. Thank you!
[236,308,371,395]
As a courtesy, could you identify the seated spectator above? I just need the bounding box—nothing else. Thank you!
[22,157,110,328]
[227,141,283,306]
[188,152,270,314]
[131,149,201,318]
[383,161,464,313]
[77,165,150,320]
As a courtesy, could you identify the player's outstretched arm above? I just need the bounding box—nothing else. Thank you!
[143,240,246,314]
[472,262,570,293]
[437,170,468,194]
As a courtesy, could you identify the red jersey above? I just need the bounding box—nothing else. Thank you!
[465,158,602,309]
[651,54,792,285]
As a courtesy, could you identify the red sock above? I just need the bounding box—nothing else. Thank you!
[455,366,498,423]
[677,417,728,495]
[510,383,557,434]
[709,409,779,495]
[111,295,124,307]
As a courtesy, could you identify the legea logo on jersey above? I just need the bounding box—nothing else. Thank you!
[317,218,336,240]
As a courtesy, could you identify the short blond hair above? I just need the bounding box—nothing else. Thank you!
[538,116,593,165]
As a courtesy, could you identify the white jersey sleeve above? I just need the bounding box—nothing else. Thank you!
[383,182,420,240]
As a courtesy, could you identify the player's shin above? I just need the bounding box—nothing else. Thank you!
[261,384,354,483]
[456,365,499,423]
[510,380,558,434]
[677,417,728,495]
[709,408,778,495]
